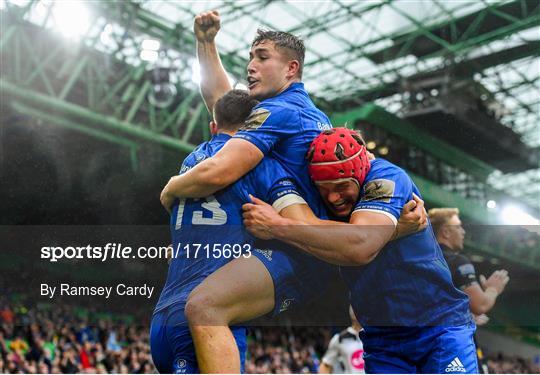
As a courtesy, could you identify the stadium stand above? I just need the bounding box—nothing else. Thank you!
[2,296,539,374]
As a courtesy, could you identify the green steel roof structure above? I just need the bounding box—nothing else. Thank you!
[1,0,538,214]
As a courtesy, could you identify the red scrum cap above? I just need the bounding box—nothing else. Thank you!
[307,128,371,186]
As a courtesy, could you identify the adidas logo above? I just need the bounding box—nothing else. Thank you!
[255,248,273,261]
[445,357,466,372]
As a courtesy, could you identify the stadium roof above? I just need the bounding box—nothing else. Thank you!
[1,0,539,210]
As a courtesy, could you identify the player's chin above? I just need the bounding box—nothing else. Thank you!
[331,204,353,218]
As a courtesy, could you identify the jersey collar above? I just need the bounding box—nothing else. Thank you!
[211,133,232,142]
[283,82,305,94]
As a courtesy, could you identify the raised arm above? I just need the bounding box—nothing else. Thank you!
[194,10,232,113]
[465,270,509,315]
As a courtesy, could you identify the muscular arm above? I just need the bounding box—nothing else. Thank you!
[464,284,499,315]
[197,39,231,113]
[161,139,264,203]
[464,270,509,315]
[244,198,394,266]
[193,10,231,113]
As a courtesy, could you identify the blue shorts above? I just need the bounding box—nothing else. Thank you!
[360,323,478,374]
[150,305,247,374]
[251,247,336,316]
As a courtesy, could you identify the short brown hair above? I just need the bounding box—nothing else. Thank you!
[252,29,305,78]
[428,208,459,236]
[213,90,259,131]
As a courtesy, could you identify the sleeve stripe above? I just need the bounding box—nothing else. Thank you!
[352,208,398,226]
[272,194,307,213]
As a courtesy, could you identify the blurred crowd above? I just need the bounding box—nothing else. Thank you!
[468,225,540,264]
[245,327,330,373]
[0,298,153,374]
[2,297,539,374]
[487,353,540,374]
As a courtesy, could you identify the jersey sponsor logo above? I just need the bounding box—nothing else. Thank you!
[457,263,475,276]
[241,108,271,131]
[351,349,365,370]
[279,298,294,312]
[317,121,332,131]
[445,357,466,372]
[360,179,395,203]
[278,179,295,186]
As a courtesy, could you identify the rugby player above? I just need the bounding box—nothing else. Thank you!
[243,128,478,374]
[319,306,365,374]
[150,90,308,373]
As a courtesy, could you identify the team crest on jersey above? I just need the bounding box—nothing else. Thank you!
[194,152,206,163]
[279,298,294,312]
[241,108,271,131]
[360,179,395,203]
[174,358,187,373]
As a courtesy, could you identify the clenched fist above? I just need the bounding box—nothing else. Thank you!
[194,10,220,43]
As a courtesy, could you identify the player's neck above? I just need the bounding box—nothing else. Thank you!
[276,78,301,96]
[216,130,237,137]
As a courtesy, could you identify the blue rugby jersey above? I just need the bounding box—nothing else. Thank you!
[233,82,331,215]
[340,159,471,330]
[154,133,305,314]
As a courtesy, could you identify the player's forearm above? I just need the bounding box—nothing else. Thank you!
[478,288,498,314]
[164,158,225,199]
[469,287,498,315]
[272,218,380,266]
[197,41,232,113]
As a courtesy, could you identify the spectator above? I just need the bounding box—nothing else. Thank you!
[429,207,510,374]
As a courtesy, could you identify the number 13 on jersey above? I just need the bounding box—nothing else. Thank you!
[174,195,227,229]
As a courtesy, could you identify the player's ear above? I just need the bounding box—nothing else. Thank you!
[442,225,451,239]
[286,60,300,79]
[209,121,218,135]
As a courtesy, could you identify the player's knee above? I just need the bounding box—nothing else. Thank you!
[185,290,227,325]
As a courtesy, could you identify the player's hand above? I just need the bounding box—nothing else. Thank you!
[393,193,427,240]
[473,313,490,326]
[481,270,509,295]
[194,10,220,43]
[160,177,178,214]
[242,195,282,240]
